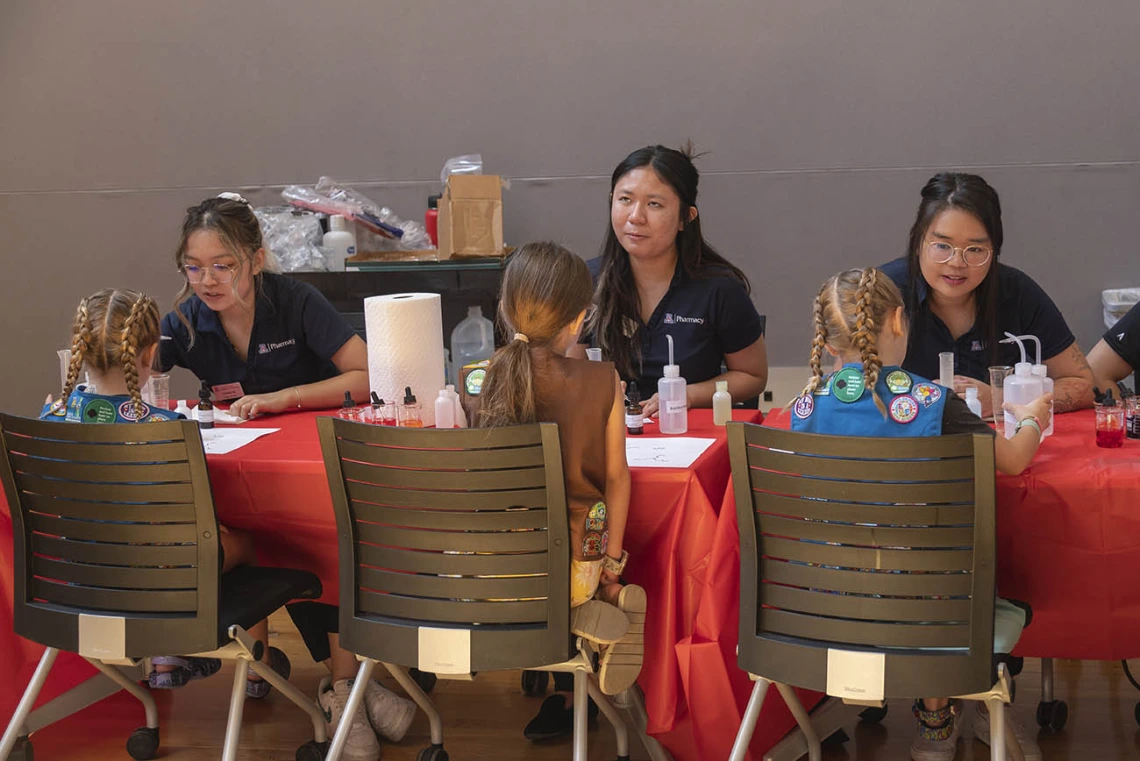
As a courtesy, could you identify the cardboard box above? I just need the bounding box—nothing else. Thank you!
[438,175,504,259]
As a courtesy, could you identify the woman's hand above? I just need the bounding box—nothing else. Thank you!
[952,375,994,418]
[640,393,660,418]
[229,390,294,420]
[1004,393,1053,433]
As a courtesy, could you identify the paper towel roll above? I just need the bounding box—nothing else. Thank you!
[365,293,446,427]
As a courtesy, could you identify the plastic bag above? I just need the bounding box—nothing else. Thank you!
[281,178,433,251]
[440,154,483,185]
[1103,287,1140,329]
[254,206,330,272]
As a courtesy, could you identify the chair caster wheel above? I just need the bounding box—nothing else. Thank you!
[521,670,550,696]
[8,736,33,761]
[295,739,329,760]
[126,726,159,760]
[409,668,438,694]
[859,705,889,723]
[1035,699,1068,731]
[416,743,449,761]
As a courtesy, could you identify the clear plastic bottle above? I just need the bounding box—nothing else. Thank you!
[447,384,468,428]
[657,335,688,435]
[964,386,983,418]
[1001,335,1044,440]
[1030,364,1054,437]
[323,215,356,271]
[435,388,456,429]
[1001,332,1051,438]
[712,381,732,426]
[174,399,192,419]
[450,306,495,383]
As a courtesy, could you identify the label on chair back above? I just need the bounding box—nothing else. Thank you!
[418,627,471,675]
[78,614,126,660]
[826,649,885,701]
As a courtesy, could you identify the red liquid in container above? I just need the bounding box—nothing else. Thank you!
[1097,426,1125,448]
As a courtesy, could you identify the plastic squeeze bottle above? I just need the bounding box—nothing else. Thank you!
[435,388,456,429]
[1000,334,1044,440]
[323,215,356,271]
[712,381,732,426]
[1002,332,1053,437]
[447,384,468,428]
[657,335,688,435]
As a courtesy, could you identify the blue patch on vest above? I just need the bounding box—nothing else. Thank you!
[791,365,945,438]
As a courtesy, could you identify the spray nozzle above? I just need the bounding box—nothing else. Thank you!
[1000,332,1043,366]
[663,335,680,378]
[667,334,675,366]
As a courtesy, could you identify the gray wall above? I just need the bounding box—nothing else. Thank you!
[3,1,1138,411]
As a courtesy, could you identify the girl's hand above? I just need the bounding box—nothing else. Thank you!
[600,568,621,587]
[640,393,660,418]
[952,375,994,418]
[230,390,292,420]
[1004,393,1054,432]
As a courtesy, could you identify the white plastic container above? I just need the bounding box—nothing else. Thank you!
[1001,334,1044,439]
[712,380,732,426]
[446,384,468,428]
[938,352,955,388]
[657,335,688,435]
[434,389,456,429]
[174,400,192,419]
[450,306,495,383]
[964,386,983,418]
[323,215,356,271]
[1002,332,1053,438]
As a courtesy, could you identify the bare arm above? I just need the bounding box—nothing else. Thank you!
[601,370,631,571]
[1087,339,1134,391]
[685,336,768,408]
[230,335,370,418]
[993,394,1052,476]
[1043,341,1095,413]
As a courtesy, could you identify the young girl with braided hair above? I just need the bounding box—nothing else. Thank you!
[41,288,287,698]
[789,268,1052,761]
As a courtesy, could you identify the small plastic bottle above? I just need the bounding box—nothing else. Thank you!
[712,381,732,426]
[174,399,192,419]
[626,382,643,436]
[657,335,688,435]
[400,386,423,428]
[197,381,214,430]
[425,194,440,248]
[447,384,468,428]
[1001,335,1044,440]
[337,390,363,422]
[323,215,356,271]
[964,386,983,418]
[435,388,456,429]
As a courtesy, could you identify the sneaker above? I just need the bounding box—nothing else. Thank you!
[523,693,598,742]
[972,701,1042,761]
[319,678,381,761]
[597,584,646,695]
[246,646,291,700]
[910,701,960,761]
[570,599,629,645]
[364,679,417,743]
[147,656,222,689]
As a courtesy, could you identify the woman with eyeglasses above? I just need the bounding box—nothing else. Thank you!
[879,173,1094,417]
[159,194,369,419]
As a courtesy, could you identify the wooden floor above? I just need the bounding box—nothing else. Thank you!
[16,612,1140,760]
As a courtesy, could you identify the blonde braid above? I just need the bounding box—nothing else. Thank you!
[787,292,829,410]
[62,298,93,400]
[120,293,154,421]
[852,267,887,418]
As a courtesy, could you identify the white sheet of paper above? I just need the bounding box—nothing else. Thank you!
[625,437,716,469]
[200,427,280,455]
[826,649,886,701]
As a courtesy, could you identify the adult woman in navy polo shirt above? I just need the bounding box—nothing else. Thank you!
[880,173,1094,417]
[1089,301,1140,390]
[574,145,767,417]
[159,195,369,417]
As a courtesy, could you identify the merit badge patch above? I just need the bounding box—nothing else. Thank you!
[793,394,815,419]
[586,502,607,532]
[885,370,913,395]
[832,368,865,403]
[889,394,919,424]
[82,398,116,424]
[48,399,66,417]
[912,383,942,408]
[118,400,147,422]
[582,532,603,556]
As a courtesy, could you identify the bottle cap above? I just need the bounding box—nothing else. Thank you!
[199,380,211,402]
[446,384,456,393]
[1014,362,1032,377]
[342,391,355,408]
[371,391,382,405]
[438,388,450,398]
[330,214,348,232]
[1031,364,1047,377]
[716,381,728,393]
[404,386,417,404]
[428,194,441,209]
[627,382,640,404]
[965,386,979,400]
[468,305,482,317]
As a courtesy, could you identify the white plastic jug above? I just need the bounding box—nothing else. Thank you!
[450,306,494,384]
[1001,333,1045,439]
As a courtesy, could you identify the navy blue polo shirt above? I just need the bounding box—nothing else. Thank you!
[1104,301,1140,371]
[160,271,356,396]
[879,258,1075,383]
[585,257,764,391]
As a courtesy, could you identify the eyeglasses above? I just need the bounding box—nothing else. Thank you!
[181,263,237,284]
[925,240,992,267]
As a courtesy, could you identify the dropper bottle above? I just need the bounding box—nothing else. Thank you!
[657,335,688,435]
[400,386,423,428]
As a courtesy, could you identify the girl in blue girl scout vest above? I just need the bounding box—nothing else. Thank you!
[40,289,287,698]
[789,268,1053,761]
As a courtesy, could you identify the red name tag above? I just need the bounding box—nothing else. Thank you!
[211,382,245,401]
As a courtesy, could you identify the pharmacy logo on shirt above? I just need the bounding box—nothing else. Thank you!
[257,339,296,355]
[970,340,984,352]
[663,313,705,325]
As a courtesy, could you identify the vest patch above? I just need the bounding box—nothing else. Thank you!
[832,368,865,403]
[793,394,815,419]
[889,394,919,424]
[885,370,912,395]
[912,383,942,408]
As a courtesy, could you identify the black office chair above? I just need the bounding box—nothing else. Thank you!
[316,417,669,761]
[0,415,326,761]
[726,423,1025,761]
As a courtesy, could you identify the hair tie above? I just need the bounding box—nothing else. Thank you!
[513,332,529,343]
[217,191,251,206]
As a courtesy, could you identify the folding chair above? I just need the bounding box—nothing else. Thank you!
[726,423,1026,761]
[316,417,670,761]
[0,415,325,761]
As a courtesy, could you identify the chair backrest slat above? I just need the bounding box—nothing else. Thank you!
[358,591,548,626]
[759,608,970,649]
[10,453,192,484]
[22,491,197,523]
[31,578,197,614]
[346,480,547,511]
[353,501,549,532]
[753,491,974,526]
[761,558,974,597]
[341,458,547,491]
[356,542,549,576]
[27,513,197,545]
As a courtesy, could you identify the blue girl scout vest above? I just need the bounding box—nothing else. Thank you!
[40,387,181,424]
[791,365,946,438]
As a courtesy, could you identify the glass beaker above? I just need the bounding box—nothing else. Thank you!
[1096,403,1125,448]
[987,366,1013,433]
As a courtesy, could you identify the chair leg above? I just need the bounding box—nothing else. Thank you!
[573,669,589,761]
[1040,657,1054,702]
[728,678,771,761]
[1005,713,1026,761]
[615,685,675,761]
[221,656,252,761]
[85,658,158,729]
[247,654,328,743]
[0,647,58,760]
[774,683,821,761]
[384,662,444,747]
[327,660,375,761]
[587,678,630,760]
[988,696,1006,761]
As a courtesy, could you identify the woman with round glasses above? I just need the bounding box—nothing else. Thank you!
[879,173,1093,417]
[159,194,369,419]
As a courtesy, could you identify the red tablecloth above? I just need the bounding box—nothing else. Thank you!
[0,407,811,761]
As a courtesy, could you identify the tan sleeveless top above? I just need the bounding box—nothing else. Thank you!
[531,351,616,562]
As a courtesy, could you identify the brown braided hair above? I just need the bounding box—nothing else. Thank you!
[60,289,163,422]
[789,268,904,418]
